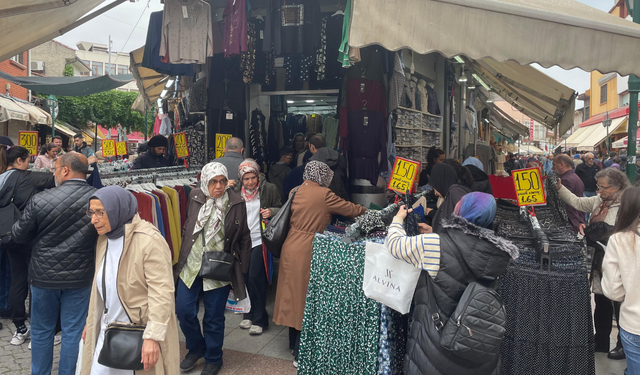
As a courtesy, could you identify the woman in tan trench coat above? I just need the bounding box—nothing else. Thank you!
[273,161,366,366]
[81,186,179,375]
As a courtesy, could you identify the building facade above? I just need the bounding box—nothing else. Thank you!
[30,40,90,77]
[75,41,138,92]
[0,51,29,101]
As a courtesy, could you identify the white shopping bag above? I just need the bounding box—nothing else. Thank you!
[362,241,421,314]
[225,288,251,314]
[75,339,83,375]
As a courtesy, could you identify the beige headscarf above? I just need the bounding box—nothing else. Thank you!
[194,162,228,245]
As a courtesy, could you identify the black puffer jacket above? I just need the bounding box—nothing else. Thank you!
[131,150,171,170]
[405,217,518,375]
[0,169,55,212]
[11,179,97,289]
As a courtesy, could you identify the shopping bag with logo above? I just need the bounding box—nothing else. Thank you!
[225,288,251,314]
[362,241,421,314]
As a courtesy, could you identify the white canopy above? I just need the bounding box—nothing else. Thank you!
[350,0,640,77]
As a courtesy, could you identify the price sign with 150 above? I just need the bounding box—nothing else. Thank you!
[387,157,420,194]
[19,131,38,156]
[512,167,546,207]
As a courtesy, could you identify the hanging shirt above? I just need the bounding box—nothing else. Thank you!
[346,111,388,186]
[222,0,248,57]
[159,116,172,136]
[91,236,133,375]
[160,0,213,64]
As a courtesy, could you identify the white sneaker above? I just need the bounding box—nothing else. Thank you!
[54,334,61,346]
[293,360,298,368]
[10,328,30,346]
[238,319,252,329]
[249,325,263,335]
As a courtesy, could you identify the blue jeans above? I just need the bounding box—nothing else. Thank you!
[622,327,640,375]
[584,191,597,222]
[30,285,91,375]
[176,278,230,365]
[0,245,11,312]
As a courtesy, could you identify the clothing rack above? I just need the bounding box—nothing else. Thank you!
[100,165,200,186]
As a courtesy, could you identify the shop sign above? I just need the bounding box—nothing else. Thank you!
[173,132,190,159]
[116,141,127,156]
[387,157,420,194]
[102,139,116,157]
[529,118,534,140]
[512,167,546,206]
[215,133,233,159]
[19,131,38,156]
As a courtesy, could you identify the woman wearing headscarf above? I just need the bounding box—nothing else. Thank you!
[232,159,282,335]
[386,192,518,375]
[81,186,179,374]
[273,161,366,367]
[462,157,493,194]
[428,163,472,233]
[174,162,251,375]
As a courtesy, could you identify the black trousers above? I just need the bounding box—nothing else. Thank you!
[5,242,31,330]
[243,245,269,328]
[594,293,621,352]
[289,327,301,359]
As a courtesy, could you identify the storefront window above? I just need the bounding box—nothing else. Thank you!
[105,63,115,75]
[118,65,129,75]
[92,62,103,76]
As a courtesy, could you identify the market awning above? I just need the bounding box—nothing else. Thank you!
[130,46,169,110]
[469,58,576,136]
[612,129,640,148]
[564,126,596,148]
[0,71,134,97]
[576,117,627,151]
[520,145,545,155]
[350,0,640,77]
[0,0,126,62]
[477,90,529,139]
[9,100,51,125]
[52,122,79,138]
[0,96,30,123]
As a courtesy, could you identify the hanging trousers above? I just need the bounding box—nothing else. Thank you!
[594,293,621,352]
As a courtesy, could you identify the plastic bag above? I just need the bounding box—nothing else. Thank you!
[225,288,251,314]
[362,241,421,314]
[75,339,83,375]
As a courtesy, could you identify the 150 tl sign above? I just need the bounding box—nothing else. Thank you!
[387,157,420,194]
[512,167,547,206]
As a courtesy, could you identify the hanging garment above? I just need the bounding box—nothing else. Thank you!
[315,17,327,82]
[322,117,339,151]
[339,78,387,138]
[424,84,441,115]
[322,13,345,88]
[250,109,267,167]
[388,52,405,113]
[251,18,270,85]
[346,111,388,186]
[264,0,322,56]
[183,121,206,167]
[285,54,314,91]
[160,115,172,136]
[160,0,213,64]
[306,114,322,135]
[267,114,284,164]
[297,235,380,375]
[142,11,194,76]
[154,114,163,135]
[241,18,256,83]
[222,0,248,57]
[463,143,496,175]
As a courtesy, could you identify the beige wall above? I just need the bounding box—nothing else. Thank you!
[31,41,77,77]
[76,49,137,91]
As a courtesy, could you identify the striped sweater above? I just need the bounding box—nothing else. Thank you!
[385,217,441,278]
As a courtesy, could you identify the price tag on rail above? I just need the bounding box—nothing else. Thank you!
[115,141,127,156]
[173,132,190,159]
[387,157,420,194]
[215,133,233,159]
[102,140,116,157]
[19,131,38,156]
[512,167,546,207]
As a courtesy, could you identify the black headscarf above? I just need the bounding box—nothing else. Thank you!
[90,186,138,239]
[429,163,458,196]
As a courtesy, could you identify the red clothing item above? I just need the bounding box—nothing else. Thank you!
[488,175,517,201]
[132,192,154,224]
[154,116,162,135]
[340,78,387,138]
[174,186,188,229]
[152,191,174,257]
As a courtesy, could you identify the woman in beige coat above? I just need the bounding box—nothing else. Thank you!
[273,161,366,366]
[81,186,179,375]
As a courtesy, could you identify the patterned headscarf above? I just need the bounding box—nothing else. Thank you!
[453,192,497,228]
[238,159,260,201]
[194,162,228,245]
[303,161,334,188]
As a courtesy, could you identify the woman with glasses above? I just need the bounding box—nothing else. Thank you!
[174,162,251,375]
[81,186,179,374]
[0,145,54,346]
[555,167,630,358]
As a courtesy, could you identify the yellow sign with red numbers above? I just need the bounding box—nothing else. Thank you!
[19,131,38,156]
[173,132,189,159]
[102,139,116,157]
[512,167,547,206]
[387,157,421,194]
[116,141,127,156]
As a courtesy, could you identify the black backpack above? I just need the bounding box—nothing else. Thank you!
[427,242,507,364]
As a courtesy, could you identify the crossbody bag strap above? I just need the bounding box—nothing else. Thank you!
[102,242,109,316]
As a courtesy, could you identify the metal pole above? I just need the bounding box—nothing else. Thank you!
[459,66,466,161]
[52,110,55,138]
[606,125,610,155]
[628,0,640,184]
[144,108,148,141]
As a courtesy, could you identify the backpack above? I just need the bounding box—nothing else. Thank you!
[427,239,507,364]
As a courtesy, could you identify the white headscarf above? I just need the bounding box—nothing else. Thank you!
[194,162,228,245]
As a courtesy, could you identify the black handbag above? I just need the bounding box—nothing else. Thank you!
[0,172,21,244]
[198,231,235,281]
[97,243,145,371]
[263,187,299,257]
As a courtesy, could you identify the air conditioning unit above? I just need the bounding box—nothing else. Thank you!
[31,61,44,71]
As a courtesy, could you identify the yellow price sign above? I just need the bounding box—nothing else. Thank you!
[215,133,232,159]
[512,167,547,206]
[173,132,190,159]
[387,157,421,194]
[102,139,116,157]
[116,141,127,156]
[19,131,38,156]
